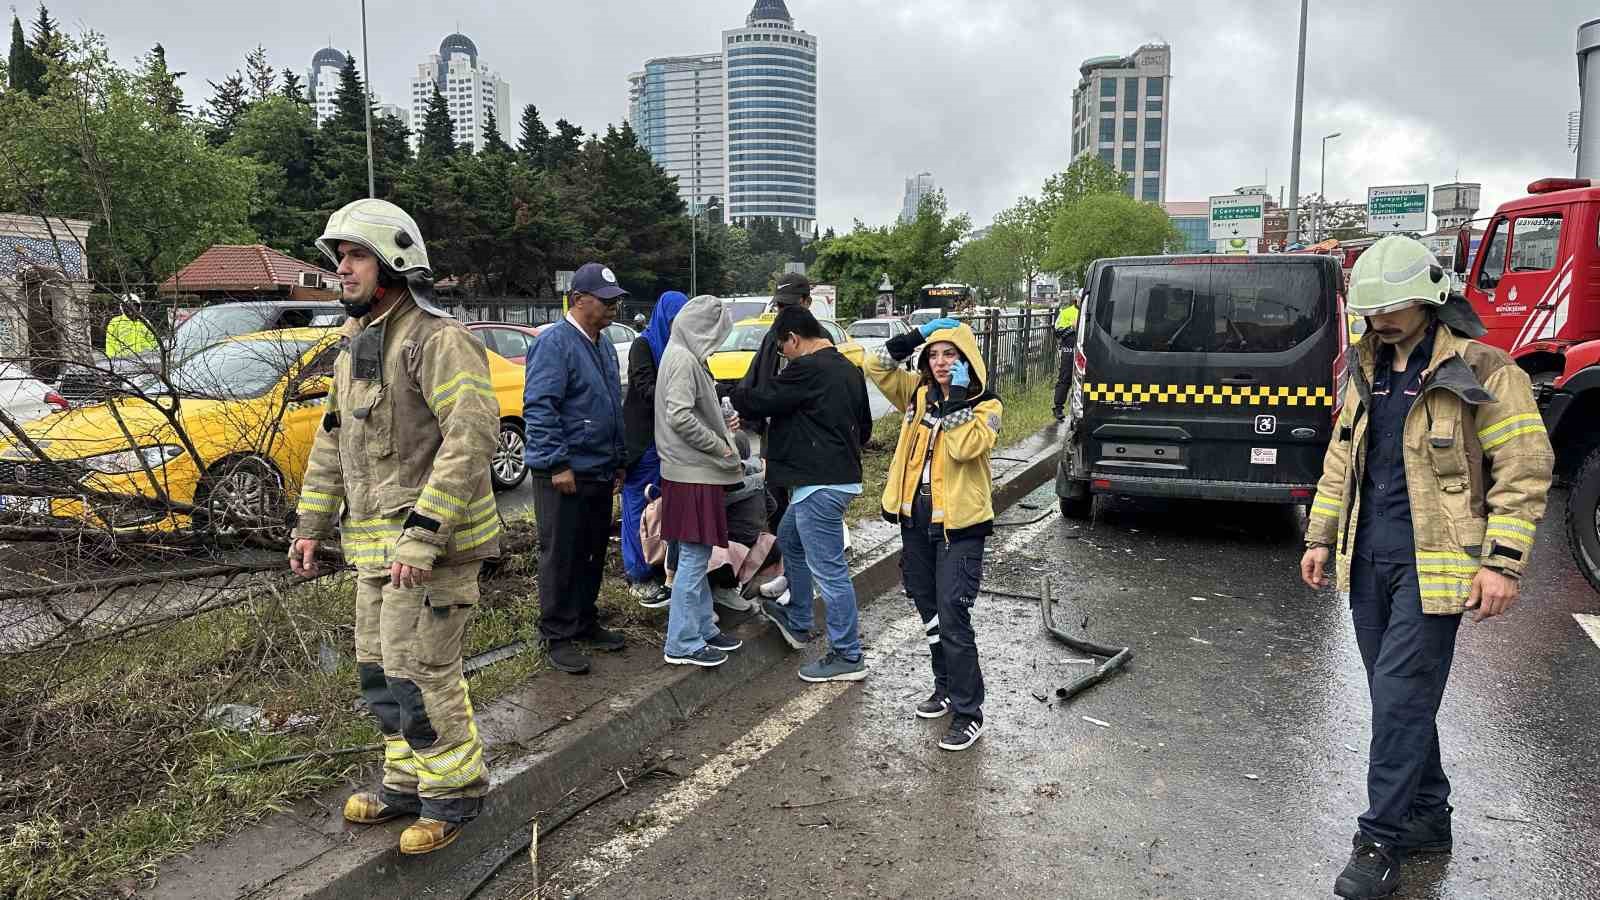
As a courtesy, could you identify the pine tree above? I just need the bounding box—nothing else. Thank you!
[417,85,456,160]
[280,69,307,104]
[547,119,584,169]
[516,103,548,164]
[206,72,249,146]
[137,43,188,120]
[7,14,44,97]
[29,3,61,65]
[481,109,510,155]
[244,45,276,102]
[328,53,366,133]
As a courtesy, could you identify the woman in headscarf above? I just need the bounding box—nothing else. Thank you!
[622,290,689,607]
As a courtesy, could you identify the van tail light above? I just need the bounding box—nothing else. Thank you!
[1290,488,1313,499]
[44,390,69,411]
[1092,479,1112,490]
[1073,348,1087,377]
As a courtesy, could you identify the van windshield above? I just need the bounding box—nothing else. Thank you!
[1094,262,1329,354]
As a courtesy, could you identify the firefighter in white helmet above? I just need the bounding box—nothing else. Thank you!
[288,198,500,855]
[1301,235,1552,899]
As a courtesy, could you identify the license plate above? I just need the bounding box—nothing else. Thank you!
[1250,448,1279,465]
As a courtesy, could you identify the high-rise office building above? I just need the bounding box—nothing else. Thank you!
[410,33,511,154]
[1069,43,1171,203]
[309,47,348,125]
[900,172,936,223]
[627,54,727,214]
[722,0,818,232]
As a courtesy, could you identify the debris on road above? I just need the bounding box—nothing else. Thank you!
[1082,716,1112,729]
[1243,774,1260,781]
[1188,636,1213,646]
[1039,576,1134,704]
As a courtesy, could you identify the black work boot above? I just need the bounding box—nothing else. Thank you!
[547,640,591,675]
[581,623,626,652]
[1335,838,1403,899]
[1350,805,1452,855]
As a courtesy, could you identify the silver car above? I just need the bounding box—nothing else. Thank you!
[845,317,912,355]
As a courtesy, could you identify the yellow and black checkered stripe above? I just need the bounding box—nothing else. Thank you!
[1082,383,1334,407]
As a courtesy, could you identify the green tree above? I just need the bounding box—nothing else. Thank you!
[314,53,407,208]
[135,43,187,122]
[810,223,894,319]
[1043,193,1182,284]
[557,123,688,297]
[547,118,583,169]
[205,71,248,146]
[991,196,1051,299]
[0,33,257,288]
[226,96,321,256]
[7,14,44,96]
[280,68,307,104]
[28,3,61,67]
[243,45,275,102]
[953,230,1023,303]
[417,85,456,160]
[481,109,510,156]
[517,103,548,164]
[885,191,970,301]
[1040,155,1128,222]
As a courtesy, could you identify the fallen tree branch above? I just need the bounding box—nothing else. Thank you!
[219,742,384,774]
[771,793,864,810]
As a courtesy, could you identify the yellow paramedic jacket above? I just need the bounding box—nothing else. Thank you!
[1306,322,1554,614]
[292,293,501,570]
[864,322,1003,539]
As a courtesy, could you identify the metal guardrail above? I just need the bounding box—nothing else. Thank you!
[953,307,1061,394]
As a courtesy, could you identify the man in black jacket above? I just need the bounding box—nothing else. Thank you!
[729,306,873,683]
[737,273,813,534]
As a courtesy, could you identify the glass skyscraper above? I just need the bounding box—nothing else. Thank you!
[627,55,727,214]
[721,0,818,233]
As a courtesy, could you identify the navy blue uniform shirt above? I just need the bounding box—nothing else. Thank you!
[1354,328,1437,563]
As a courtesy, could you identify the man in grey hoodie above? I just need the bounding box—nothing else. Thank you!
[655,295,747,667]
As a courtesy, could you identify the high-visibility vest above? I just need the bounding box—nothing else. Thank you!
[105,313,157,357]
[1055,305,1080,331]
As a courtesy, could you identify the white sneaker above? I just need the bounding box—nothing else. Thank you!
[759,576,788,599]
[773,589,792,606]
[713,586,754,612]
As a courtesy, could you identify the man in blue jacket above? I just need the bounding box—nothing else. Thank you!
[523,262,628,674]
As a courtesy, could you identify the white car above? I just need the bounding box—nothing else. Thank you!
[0,363,68,425]
[846,317,912,355]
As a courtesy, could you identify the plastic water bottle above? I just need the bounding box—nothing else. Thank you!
[721,396,736,424]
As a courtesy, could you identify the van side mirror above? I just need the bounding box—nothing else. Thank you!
[1452,225,1471,275]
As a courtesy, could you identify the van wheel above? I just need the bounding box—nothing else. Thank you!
[1059,486,1093,520]
[1566,444,1600,594]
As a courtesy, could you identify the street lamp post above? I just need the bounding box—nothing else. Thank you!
[1317,131,1341,242]
[1285,0,1310,245]
[360,0,375,198]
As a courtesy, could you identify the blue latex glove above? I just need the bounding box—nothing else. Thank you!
[949,360,971,388]
[918,317,961,338]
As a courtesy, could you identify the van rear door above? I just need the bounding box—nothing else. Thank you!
[1079,255,1340,498]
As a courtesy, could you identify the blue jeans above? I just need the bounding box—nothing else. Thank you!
[775,488,861,660]
[664,541,718,657]
[621,447,660,583]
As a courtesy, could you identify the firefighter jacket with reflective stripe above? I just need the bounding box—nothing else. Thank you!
[1306,322,1553,614]
[866,323,1003,541]
[292,293,501,569]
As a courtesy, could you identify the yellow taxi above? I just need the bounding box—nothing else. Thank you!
[0,328,528,541]
[706,314,866,387]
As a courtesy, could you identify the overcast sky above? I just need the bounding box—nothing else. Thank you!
[37,0,1597,231]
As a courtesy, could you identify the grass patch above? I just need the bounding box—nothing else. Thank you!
[0,525,661,900]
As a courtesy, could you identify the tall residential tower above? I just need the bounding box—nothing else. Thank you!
[1069,43,1171,203]
[309,47,348,125]
[721,0,818,232]
[627,54,727,214]
[410,33,511,154]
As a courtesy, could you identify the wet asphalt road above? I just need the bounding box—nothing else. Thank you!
[478,484,1600,900]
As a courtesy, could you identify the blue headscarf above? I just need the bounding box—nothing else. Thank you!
[643,290,689,364]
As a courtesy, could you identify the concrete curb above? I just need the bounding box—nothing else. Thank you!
[150,431,1063,900]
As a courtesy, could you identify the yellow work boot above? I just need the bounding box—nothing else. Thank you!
[342,792,417,825]
[399,818,462,855]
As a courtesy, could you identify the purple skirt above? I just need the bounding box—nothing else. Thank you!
[660,479,730,548]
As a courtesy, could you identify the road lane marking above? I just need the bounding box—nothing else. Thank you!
[536,611,925,899]
[1575,614,1600,651]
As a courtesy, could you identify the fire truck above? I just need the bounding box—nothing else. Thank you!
[1447,18,1600,590]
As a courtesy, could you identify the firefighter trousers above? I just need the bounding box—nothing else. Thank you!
[354,561,488,823]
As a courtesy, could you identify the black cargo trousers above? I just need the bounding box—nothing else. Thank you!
[900,490,986,720]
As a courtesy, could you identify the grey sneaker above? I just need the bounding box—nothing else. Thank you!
[635,583,671,610]
[758,575,788,599]
[664,646,729,668]
[798,650,867,683]
[713,585,755,612]
[761,599,813,650]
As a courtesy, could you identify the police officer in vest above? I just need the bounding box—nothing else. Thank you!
[289,199,501,855]
[1050,289,1082,422]
[1301,236,1553,898]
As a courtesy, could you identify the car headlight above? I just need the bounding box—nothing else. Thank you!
[81,445,185,474]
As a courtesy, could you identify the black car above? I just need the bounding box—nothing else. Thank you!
[58,300,345,403]
[1055,254,1345,518]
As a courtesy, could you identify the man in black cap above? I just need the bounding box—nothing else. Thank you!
[522,262,629,674]
[730,273,812,540]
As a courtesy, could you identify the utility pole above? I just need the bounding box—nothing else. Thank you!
[360,0,375,198]
[1285,0,1309,245]
[1318,131,1341,242]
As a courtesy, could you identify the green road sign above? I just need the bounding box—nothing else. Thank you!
[1209,194,1267,240]
[1366,184,1429,232]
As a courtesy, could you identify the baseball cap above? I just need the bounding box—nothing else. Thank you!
[773,273,811,306]
[570,262,628,301]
